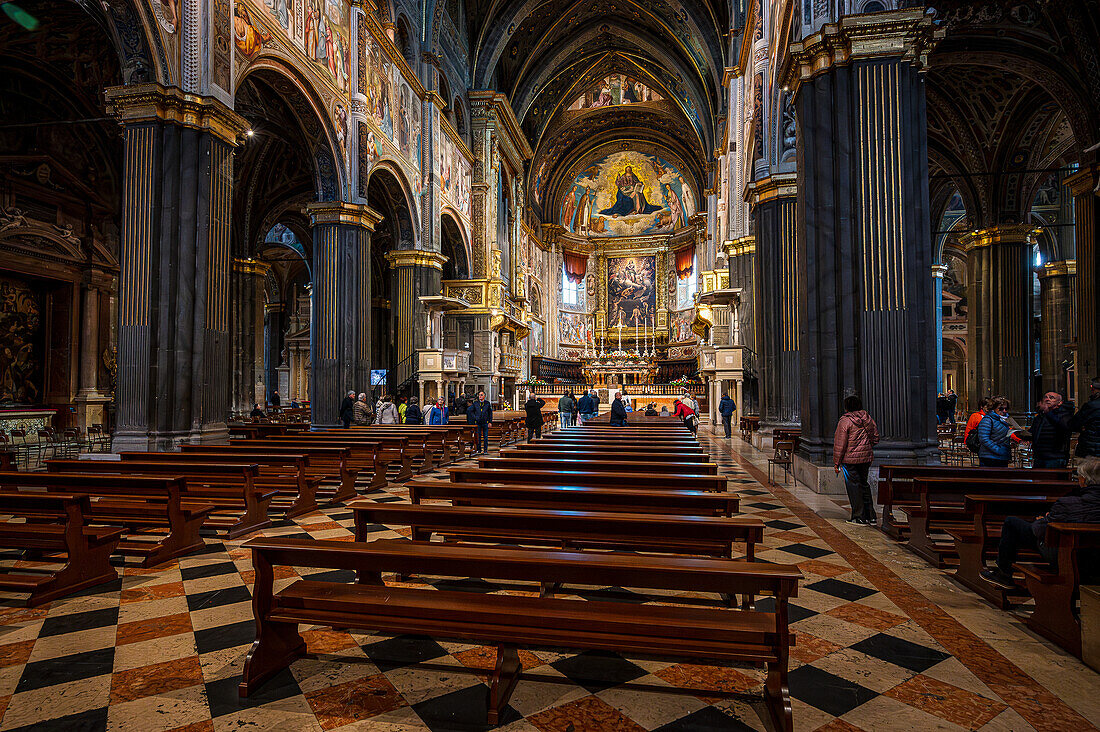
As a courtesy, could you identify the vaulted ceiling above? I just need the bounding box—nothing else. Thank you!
[462,0,730,219]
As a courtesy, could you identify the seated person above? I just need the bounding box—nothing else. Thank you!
[249,403,265,419]
[981,456,1100,589]
[644,403,659,417]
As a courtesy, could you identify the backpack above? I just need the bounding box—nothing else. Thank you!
[965,424,981,454]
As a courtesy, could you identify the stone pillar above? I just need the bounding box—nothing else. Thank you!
[726,236,758,415]
[1039,260,1076,397]
[307,202,383,427]
[264,303,285,404]
[789,8,940,465]
[385,250,447,393]
[1067,166,1100,404]
[748,176,799,431]
[106,83,249,451]
[231,258,269,414]
[932,264,947,393]
[962,226,1036,411]
[73,271,112,429]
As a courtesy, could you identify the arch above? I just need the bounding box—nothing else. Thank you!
[367,160,421,248]
[453,97,466,136]
[395,14,416,66]
[440,209,470,281]
[860,1,887,12]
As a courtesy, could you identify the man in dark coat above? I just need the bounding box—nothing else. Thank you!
[718,393,737,438]
[338,390,355,428]
[468,391,493,453]
[1070,378,1100,458]
[524,394,546,440]
[1026,391,1073,468]
[453,393,469,424]
[609,391,628,427]
[271,390,281,408]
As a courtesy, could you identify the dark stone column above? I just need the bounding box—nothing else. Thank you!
[307,203,382,427]
[727,236,759,415]
[230,259,269,414]
[794,59,937,464]
[1039,260,1076,397]
[750,177,800,431]
[962,226,1036,411]
[1067,166,1100,404]
[264,303,285,403]
[384,250,447,393]
[106,84,248,451]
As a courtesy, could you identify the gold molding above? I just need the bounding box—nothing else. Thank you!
[781,8,942,94]
[233,257,272,276]
[959,225,1040,251]
[1065,166,1100,197]
[722,66,743,88]
[1040,260,1077,279]
[104,83,250,146]
[438,113,474,162]
[264,302,285,313]
[306,202,384,230]
[468,91,534,161]
[744,173,798,206]
[724,236,756,257]
[385,249,449,270]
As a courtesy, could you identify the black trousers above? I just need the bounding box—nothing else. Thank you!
[527,422,542,440]
[841,462,875,521]
[721,415,732,438]
[474,424,489,453]
[997,516,1056,574]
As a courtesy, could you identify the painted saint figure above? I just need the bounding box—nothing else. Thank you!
[600,166,661,218]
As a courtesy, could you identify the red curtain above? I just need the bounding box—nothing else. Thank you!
[675,244,695,280]
[563,250,587,283]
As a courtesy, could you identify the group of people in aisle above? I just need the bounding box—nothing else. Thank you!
[335,388,497,454]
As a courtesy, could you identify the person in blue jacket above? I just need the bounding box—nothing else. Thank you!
[718,393,737,438]
[425,397,449,425]
[977,396,1014,467]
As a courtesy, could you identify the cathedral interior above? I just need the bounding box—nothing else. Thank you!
[0,0,1098,730]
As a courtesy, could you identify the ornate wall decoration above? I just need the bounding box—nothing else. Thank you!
[559,311,589,344]
[0,275,43,405]
[667,344,697,359]
[670,309,695,342]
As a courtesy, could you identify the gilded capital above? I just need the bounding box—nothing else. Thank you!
[1039,260,1077,279]
[232,257,272,276]
[959,225,1040,251]
[724,236,757,258]
[744,173,797,206]
[104,83,250,146]
[384,249,449,270]
[306,202,384,230]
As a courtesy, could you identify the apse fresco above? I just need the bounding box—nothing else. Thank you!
[561,151,695,237]
[362,33,422,179]
[238,0,351,91]
[438,125,471,221]
[607,256,656,328]
[568,74,663,110]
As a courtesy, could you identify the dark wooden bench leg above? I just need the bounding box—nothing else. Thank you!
[487,644,521,725]
[764,660,793,732]
[1023,577,1081,657]
[239,554,306,697]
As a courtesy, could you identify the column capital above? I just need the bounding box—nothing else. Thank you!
[232,257,272,276]
[1039,260,1077,279]
[104,83,250,146]
[782,7,943,94]
[960,225,1041,251]
[724,236,756,257]
[384,249,449,270]
[306,201,384,230]
[744,174,797,207]
[931,263,948,279]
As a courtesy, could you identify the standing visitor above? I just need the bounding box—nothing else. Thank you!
[946,389,958,425]
[673,398,698,435]
[377,396,399,424]
[271,390,281,408]
[353,393,373,425]
[339,390,355,428]
[977,396,1014,467]
[1070,378,1100,458]
[718,393,737,438]
[609,391,628,426]
[964,397,991,454]
[833,394,880,525]
[558,391,576,429]
[453,392,469,424]
[425,397,449,425]
[577,390,595,425]
[469,391,493,454]
[404,397,423,424]
[1026,391,1073,468]
[397,397,408,424]
[525,393,546,440]
[936,393,952,425]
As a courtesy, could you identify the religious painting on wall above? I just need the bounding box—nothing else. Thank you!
[671,310,694,342]
[0,276,43,405]
[236,0,351,91]
[561,151,696,238]
[438,125,471,221]
[360,32,422,185]
[568,74,663,110]
[530,321,544,355]
[606,255,656,328]
[559,311,587,344]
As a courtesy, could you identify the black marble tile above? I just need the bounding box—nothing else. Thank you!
[850,632,950,673]
[4,705,108,731]
[412,681,520,731]
[194,619,257,655]
[186,584,252,612]
[205,667,302,718]
[788,664,877,716]
[39,607,119,638]
[363,634,450,672]
[180,561,239,582]
[15,647,115,692]
[550,650,648,693]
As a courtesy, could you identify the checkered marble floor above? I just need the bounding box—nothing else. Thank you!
[0,432,1095,731]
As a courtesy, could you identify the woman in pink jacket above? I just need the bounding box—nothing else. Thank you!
[833,394,880,525]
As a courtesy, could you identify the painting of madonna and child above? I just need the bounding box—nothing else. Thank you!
[560,151,696,238]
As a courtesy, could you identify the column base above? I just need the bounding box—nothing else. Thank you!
[754,420,801,450]
[113,424,230,452]
[72,392,111,430]
[792,455,848,496]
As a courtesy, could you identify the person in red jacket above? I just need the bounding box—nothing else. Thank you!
[673,398,698,435]
[833,394,880,525]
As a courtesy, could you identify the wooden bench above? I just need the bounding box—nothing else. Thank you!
[120,452,320,519]
[1016,522,1100,658]
[0,472,210,567]
[406,478,740,516]
[230,439,389,491]
[449,466,728,493]
[476,455,719,476]
[46,460,273,538]
[345,427,448,470]
[183,444,359,505]
[246,434,414,483]
[349,425,473,464]
[238,537,800,730]
[0,492,122,606]
[500,447,712,463]
[227,423,288,439]
[901,477,1073,567]
[877,465,1074,538]
[512,441,706,455]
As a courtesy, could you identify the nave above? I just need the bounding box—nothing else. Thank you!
[0,427,1093,732]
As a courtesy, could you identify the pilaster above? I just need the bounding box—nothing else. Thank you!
[726,236,758,415]
[1067,166,1100,405]
[385,249,448,394]
[231,257,270,413]
[1038,260,1076,397]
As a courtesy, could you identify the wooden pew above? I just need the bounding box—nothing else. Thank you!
[0,492,122,606]
[1017,522,1100,658]
[948,494,1060,609]
[248,434,414,482]
[476,455,719,475]
[543,433,696,445]
[902,476,1072,567]
[238,537,801,731]
[0,472,209,567]
[518,441,707,455]
[407,479,740,516]
[348,425,474,464]
[343,427,446,470]
[877,465,1074,538]
[46,460,273,538]
[227,423,288,439]
[449,466,728,493]
[230,439,390,490]
[183,444,358,504]
[351,503,762,561]
[500,447,712,463]
[120,452,320,519]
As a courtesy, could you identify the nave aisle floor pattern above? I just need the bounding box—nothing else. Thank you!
[0,430,1094,731]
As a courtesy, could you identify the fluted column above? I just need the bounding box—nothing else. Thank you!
[308,202,382,427]
[106,83,249,450]
[384,250,448,394]
[962,226,1036,411]
[73,271,112,429]
[264,303,285,404]
[1039,260,1076,397]
[1067,166,1100,405]
[726,236,759,415]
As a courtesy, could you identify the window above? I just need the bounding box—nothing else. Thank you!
[676,255,698,309]
[562,266,581,306]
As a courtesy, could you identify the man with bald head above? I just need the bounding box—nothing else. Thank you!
[1027,391,1073,468]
